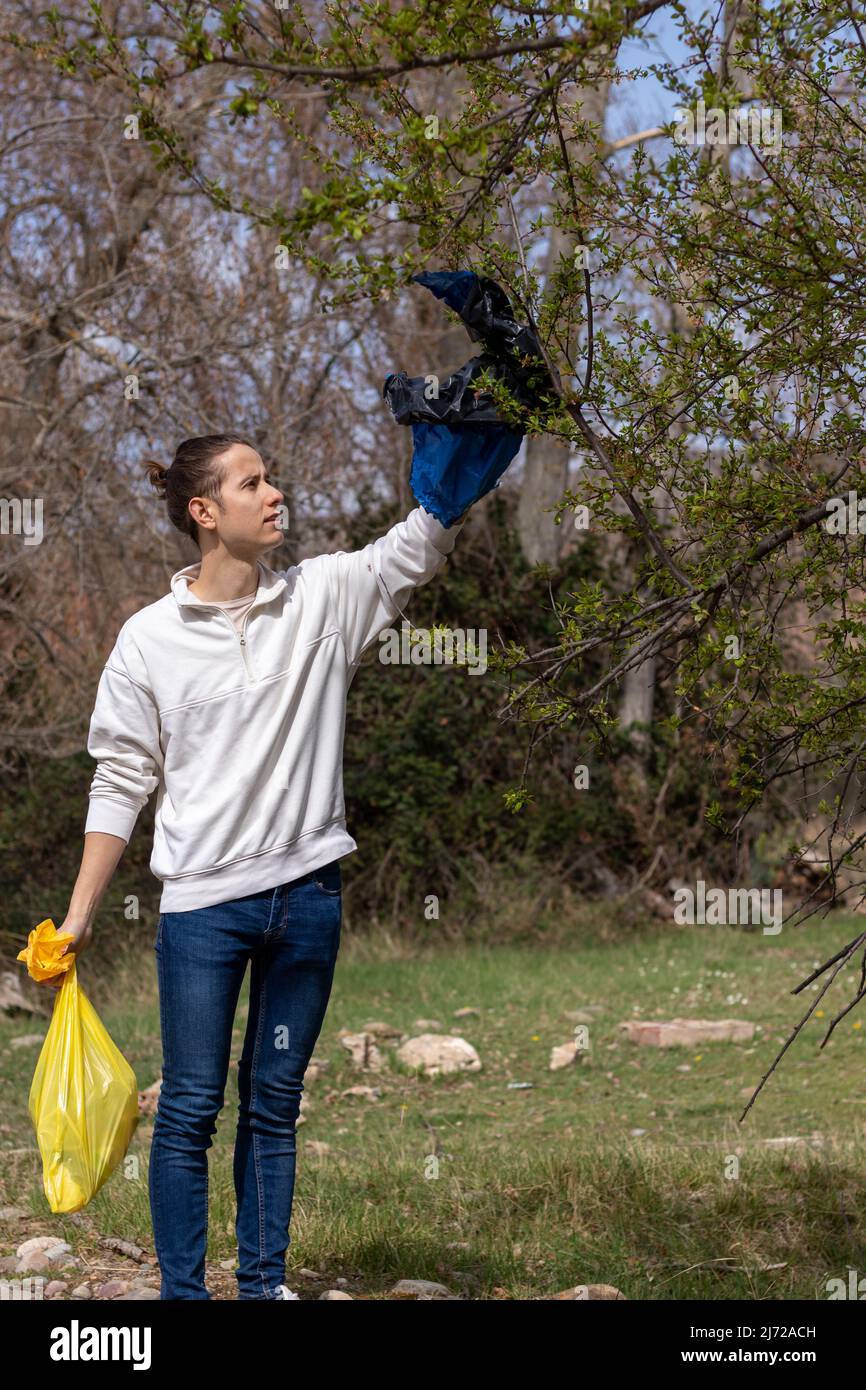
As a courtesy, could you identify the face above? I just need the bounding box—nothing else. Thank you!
[189,444,286,554]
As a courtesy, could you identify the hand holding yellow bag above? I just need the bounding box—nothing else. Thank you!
[17,919,139,1213]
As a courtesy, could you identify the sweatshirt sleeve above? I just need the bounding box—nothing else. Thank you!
[323,504,467,667]
[84,623,163,842]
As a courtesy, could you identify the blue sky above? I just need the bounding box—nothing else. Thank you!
[611,6,696,141]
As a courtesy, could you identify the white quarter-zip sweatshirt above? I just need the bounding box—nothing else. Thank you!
[84,505,467,911]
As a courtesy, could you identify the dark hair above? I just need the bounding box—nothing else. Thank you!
[144,434,254,548]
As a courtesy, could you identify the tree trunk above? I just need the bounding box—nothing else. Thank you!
[516,69,614,567]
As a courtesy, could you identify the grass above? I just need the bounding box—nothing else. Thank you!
[2,910,866,1299]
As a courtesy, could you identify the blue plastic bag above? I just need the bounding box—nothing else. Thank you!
[407,421,523,528]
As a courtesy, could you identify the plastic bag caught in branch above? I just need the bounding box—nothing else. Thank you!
[383,270,554,426]
[382,271,555,526]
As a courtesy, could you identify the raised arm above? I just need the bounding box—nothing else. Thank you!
[321,503,469,669]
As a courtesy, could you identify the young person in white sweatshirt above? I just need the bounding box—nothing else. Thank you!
[52,434,468,1300]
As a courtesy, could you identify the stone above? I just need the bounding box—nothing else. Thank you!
[0,971,40,1014]
[0,1206,28,1221]
[412,1018,442,1031]
[391,1278,452,1299]
[549,1283,626,1300]
[138,1079,162,1116]
[361,1021,404,1038]
[319,1290,353,1299]
[396,1034,481,1077]
[550,1041,581,1070]
[99,1236,145,1261]
[763,1133,825,1149]
[44,1280,70,1297]
[9,1033,44,1048]
[94,1279,130,1299]
[15,1238,77,1274]
[339,1032,386,1071]
[16,1236,72,1262]
[618,1018,755,1047]
[116,1286,160,1300]
[453,1007,481,1019]
[70,1284,93,1299]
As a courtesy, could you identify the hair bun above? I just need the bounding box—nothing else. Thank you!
[144,459,168,494]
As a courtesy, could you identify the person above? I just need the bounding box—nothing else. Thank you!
[49,434,469,1300]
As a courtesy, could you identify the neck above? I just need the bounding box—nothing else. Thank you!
[188,552,261,602]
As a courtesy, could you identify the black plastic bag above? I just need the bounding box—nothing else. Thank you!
[383,270,553,425]
[382,271,553,526]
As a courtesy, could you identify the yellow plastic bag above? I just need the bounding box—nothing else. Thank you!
[17,919,139,1213]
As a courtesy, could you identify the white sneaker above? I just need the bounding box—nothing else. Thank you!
[274,1284,300,1300]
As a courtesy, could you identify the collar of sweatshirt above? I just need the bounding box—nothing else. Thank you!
[170,558,288,615]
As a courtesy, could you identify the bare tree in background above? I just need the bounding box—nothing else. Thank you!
[0,18,430,776]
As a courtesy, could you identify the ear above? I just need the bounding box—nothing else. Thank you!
[188,498,216,531]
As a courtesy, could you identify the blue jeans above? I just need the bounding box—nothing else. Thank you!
[148,860,343,1300]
